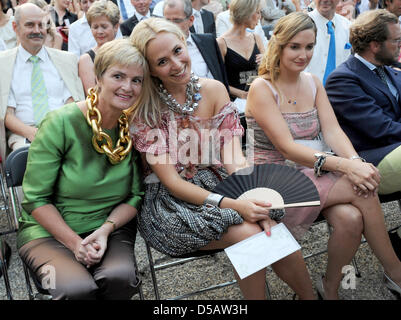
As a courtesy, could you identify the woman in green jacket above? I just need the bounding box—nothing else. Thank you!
[17,38,146,300]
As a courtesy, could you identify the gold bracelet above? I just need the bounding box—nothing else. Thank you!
[104,220,116,232]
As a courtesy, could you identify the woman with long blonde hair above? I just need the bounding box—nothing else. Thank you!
[246,11,401,299]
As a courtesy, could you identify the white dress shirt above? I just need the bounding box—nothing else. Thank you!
[7,46,72,126]
[68,14,123,57]
[0,38,6,51]
[358,0,379,13]
[118,0,136,20]
[186,34,214,79]
[216,10,268,48]
[306,10,351,83]
[134,10,151,21]
[192,8,204,34]
[68,15,96,57]
[152,0,164,17]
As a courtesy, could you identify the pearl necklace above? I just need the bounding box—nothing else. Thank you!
[158,72,202,115]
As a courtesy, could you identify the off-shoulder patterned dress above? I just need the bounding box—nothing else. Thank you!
[131,103,245,257]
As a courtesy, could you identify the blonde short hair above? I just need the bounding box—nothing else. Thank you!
[229,0,261,25]
[130,17,187,127]
[95,38,150,116]
[87,0,120,27]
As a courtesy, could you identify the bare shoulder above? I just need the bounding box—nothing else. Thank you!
[200,77,228,96]
[199,78,230,115]
[249,77,273,95]
[78,52,91,64]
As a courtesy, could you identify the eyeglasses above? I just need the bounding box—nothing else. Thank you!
[164,15,191,24]
[388,38,401,44]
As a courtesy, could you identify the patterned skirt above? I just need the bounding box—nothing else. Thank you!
[138,167,244,257]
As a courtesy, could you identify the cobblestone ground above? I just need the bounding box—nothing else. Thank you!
[1,201,400,300]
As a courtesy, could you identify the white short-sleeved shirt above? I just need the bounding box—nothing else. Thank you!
[7,46,72,126]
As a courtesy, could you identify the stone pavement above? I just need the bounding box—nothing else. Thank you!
[1,202,400,300]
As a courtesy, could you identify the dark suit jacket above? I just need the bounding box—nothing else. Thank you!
[325,55,401,165]
[191,33,229,92]
[190,9,216,38]
[120,10,153,37]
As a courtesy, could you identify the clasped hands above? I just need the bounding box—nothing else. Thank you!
[346,160,381,198]
[73,227,109,268]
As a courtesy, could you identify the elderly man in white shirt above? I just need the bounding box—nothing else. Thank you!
[0,4,84,157]
[306,0,352,84]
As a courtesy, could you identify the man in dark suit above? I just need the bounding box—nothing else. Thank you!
[325,9,401,195]
[120,0,153,36]
[189,0,216,38]
[163,0,229,91]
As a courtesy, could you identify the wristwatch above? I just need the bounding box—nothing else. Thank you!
[314,153,327,177]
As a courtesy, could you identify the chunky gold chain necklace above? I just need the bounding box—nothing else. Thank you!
[85,87,132,165]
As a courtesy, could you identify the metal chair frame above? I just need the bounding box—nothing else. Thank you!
[144,240,272,300]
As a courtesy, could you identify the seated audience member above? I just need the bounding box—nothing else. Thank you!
[130,17,317,300]
[68,0,97,56]
[260,0,296,28]
[246,11,401,299]
[29,0,63,50]
[120,0,152,36]
[50,0,78,50]
[215,8,268,48]
[78,0,120,95]
[326,10,401,195]
[216,0,265,101]
[0,0,17,49]
[163,0,229,91]
[305,0,352,84]
[0,3,84,160]
[336,0,356,21]
[190,0,216,37]
[18,38,145,300]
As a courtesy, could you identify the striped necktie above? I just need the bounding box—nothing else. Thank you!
[29,56,49,125]
[375,66,388,86]
[323,21,336,85]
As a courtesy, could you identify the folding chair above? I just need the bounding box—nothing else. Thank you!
[3,146,40,300]
[144,239,272,300]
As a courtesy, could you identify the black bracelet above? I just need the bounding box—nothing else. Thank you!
[314,153,327,177]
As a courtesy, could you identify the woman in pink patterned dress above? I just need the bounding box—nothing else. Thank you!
[129,17,317,300]
[246,11,401,299]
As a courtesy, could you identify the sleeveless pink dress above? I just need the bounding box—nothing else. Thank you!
[246,73,340,239]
